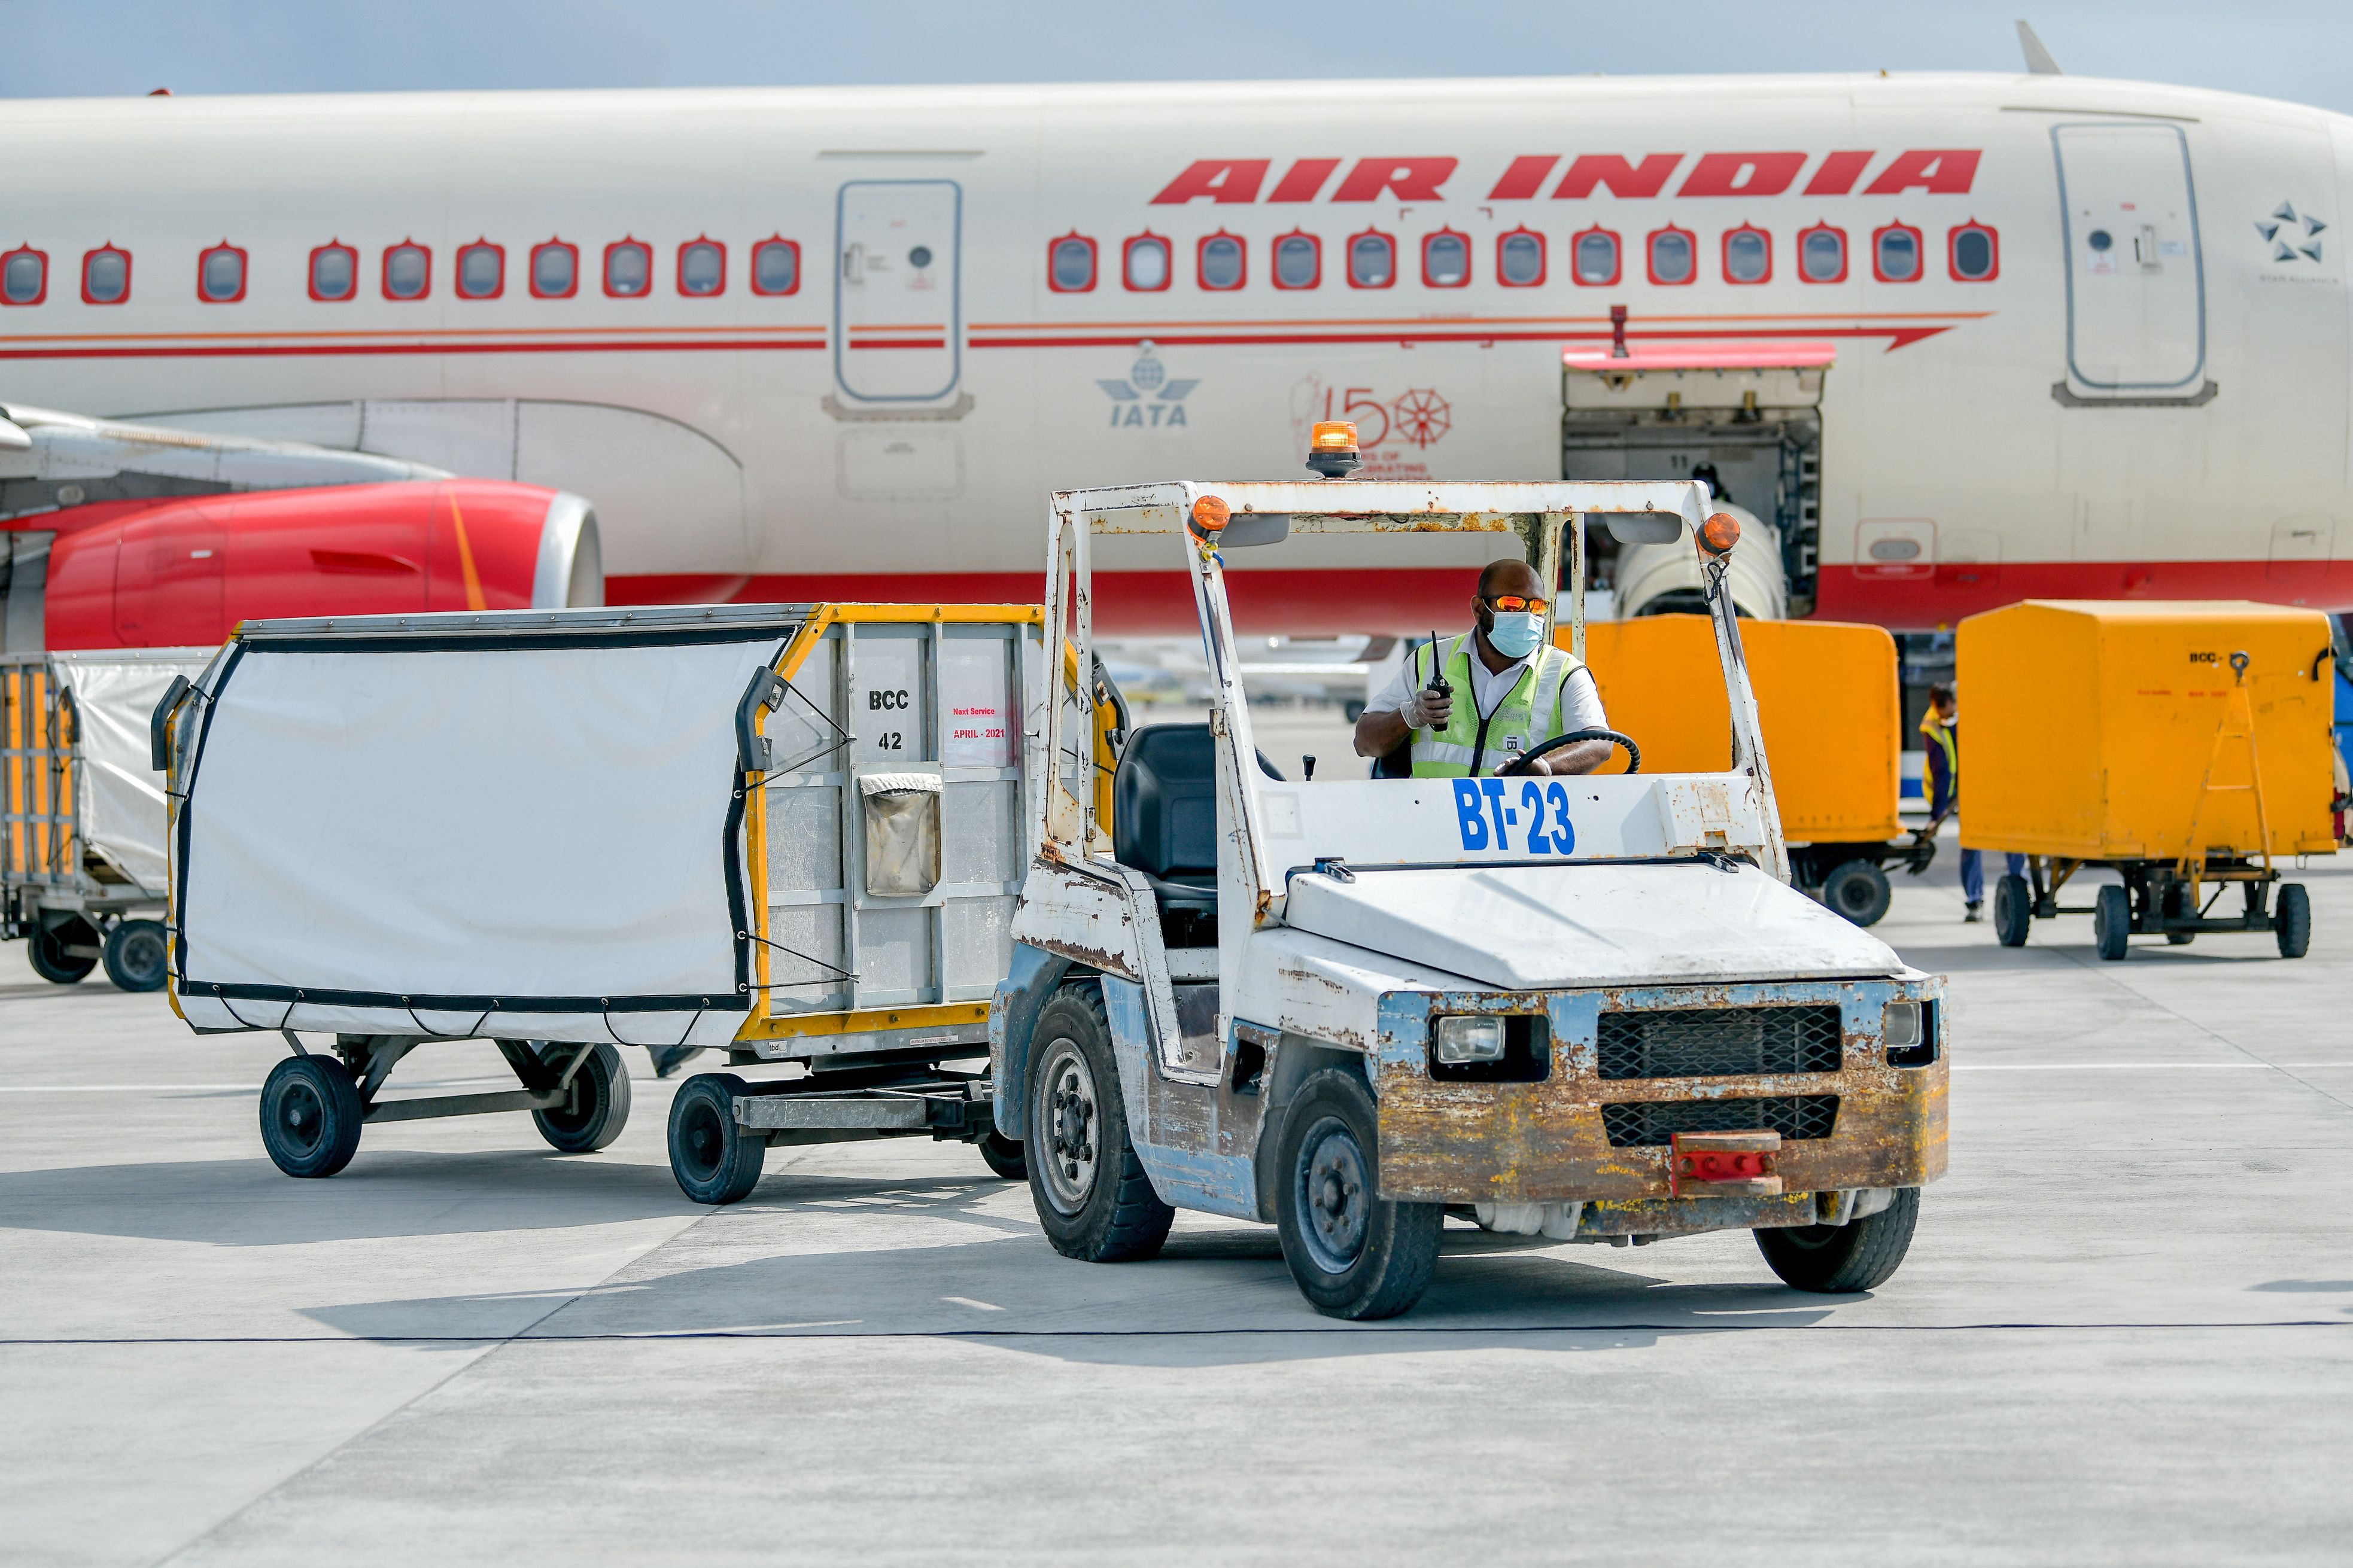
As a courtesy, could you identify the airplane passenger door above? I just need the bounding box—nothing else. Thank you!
[834,181,962,404]
[2054,124,2208,397]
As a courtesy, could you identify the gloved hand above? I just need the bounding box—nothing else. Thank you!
[1398,684,1453,730]
[1904,827,1938,876]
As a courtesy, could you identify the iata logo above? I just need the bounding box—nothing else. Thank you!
[1099,342,1199,428]
[2259,201,2326,263]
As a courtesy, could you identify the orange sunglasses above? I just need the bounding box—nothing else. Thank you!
[1483,593,1550,615]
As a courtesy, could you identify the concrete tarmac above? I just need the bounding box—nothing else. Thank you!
[4,829,2349,1565]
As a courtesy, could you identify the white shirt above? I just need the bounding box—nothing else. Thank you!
[1367,635,1608,732]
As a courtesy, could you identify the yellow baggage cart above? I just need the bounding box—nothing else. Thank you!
[1957,600,2336,959]
[1577,615,1912,924]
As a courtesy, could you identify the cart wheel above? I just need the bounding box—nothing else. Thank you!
[667,1073,765,1204]
[26,919,98,984]
[2166,930,2196,946]
[531,1042,631,1153]
[258,1055,364,1179]
[2276,882,2312,959]
[978,1131,1027,1180]
[1821,860,1892,927]
[1756,1188,1920,1293]
[1274,1068,1442,1319]
[101,919,170,992]
[2093,884,2131,961]
[1993,874,2032,948]
[1025,987,1173,1263]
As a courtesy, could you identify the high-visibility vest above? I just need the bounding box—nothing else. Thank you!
[1407,633,1584,778]
[1919,710,1960,814]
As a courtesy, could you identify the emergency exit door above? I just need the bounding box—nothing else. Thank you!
[2054,123,2207,395]
[834,181,962,403]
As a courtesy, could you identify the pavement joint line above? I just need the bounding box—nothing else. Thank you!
[8,1321,2352,1345]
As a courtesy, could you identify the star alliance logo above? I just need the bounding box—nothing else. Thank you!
[2258,201,2325,263]
[1098,342,1199,428]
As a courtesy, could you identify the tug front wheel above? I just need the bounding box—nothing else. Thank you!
[1755,1188,1920,1293]
[1273,1068,1442,1320]
[1025,987,1172,1262]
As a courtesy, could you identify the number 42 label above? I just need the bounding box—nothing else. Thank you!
[1452,778,1577,855]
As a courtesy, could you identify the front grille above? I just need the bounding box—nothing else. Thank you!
[1601,1095,1840,1147]
[1597,1004,1842,1079]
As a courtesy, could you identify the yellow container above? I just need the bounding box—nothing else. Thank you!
[1574,616,1901,844]
[1956,600,2337,861]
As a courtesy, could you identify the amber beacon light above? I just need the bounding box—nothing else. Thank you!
[1190,494,1230,534]
[1306,420,1362,478]
[1700,510,1742,556]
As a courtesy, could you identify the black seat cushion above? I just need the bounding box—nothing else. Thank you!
[1114,724,1218,903]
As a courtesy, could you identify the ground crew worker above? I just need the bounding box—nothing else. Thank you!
[1352,558,1613,777]
[1919,681,2022,922]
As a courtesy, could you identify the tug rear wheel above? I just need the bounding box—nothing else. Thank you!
[1025,987,1172,1263]
[259,1055,365,1179]
[1755,1188,1920,1293]
[1273,1068,1442,1320]
[530,1042,631,1153]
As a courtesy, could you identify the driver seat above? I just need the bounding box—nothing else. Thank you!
[1111,723,1285,947]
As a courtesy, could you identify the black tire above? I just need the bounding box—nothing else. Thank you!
[26,919,98,984]
[1820,859,1892,927]
[977,1131,1027,1180]
[2276,882,2312,959]
[1024,987,1174,1263]
[1273,1067,1443,1319]
[1993,873,2031,948]
[1755,1187,1920,1293]
[2093,884,2131,961]
[101,918,170,992]
[2165,930,2196,946]
[667,1073,765,1204]
[258,1055,365,1179]
[530,1042,631,1153]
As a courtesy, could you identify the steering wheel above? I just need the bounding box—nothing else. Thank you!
[1499,728,1641,776]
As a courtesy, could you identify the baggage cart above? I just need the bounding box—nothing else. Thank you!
[1959,600,2336,958]
[4,648,211,989]
[1579,614,1913,925]
[156,602,1078,1195]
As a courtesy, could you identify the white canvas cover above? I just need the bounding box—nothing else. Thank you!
[171,611,799,1047]
[53,650,214,899]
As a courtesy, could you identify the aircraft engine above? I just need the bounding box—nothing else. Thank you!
[1612,502,1788,621]
[11,480,600,650]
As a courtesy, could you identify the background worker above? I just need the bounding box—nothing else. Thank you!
[1919,681,2023,922]
[1354,558,1614,777]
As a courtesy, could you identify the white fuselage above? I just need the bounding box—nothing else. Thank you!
[1,71,2347,631]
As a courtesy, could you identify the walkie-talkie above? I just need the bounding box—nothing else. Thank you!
[1424,629,1452,702]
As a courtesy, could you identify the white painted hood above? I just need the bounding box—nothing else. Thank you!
[1280,860,1902,991]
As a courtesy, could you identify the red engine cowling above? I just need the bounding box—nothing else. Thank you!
[32,480,601,648]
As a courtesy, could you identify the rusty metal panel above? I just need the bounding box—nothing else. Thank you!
[1375,978,1947,1206]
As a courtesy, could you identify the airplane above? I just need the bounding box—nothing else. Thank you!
[2,44,2349,646]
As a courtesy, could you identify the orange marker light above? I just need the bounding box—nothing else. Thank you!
[1700,511,1741,556]
[1311,421,1359,452]
[1190,494,1230,533]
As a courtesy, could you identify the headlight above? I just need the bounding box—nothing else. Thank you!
[1881,1001,1922,1047]
[1434,1015,1507,1064]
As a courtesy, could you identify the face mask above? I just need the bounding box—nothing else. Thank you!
[1486,610,1543,659]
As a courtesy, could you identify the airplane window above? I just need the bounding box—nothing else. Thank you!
[455,242,503,300]
[1424,232,1469,287]
[383,242,429,300]
[1799,226,1846,283]
[1951,223,1998,281]
[1199,233,1244,290]
[1723,227,1769,284]
[1497,230,1544,287]
[1273,232,1320,289]
[1573,228,1619,286]
[1874,224,1921,282]
[1348,232,1394,288]
[679,239,725,296]
[83,245,130,304]
[1124,235,1170,291]
[2,248,46,306]
[1647,227,1694,285]
[198,243,245,303]
[604,239,651,297]
[309,242,356,301]
[1049,234,1096,291]
[531,240,577,298]
[751,238,799,295]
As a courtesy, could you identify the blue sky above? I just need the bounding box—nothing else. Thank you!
[3,2,2345,116]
